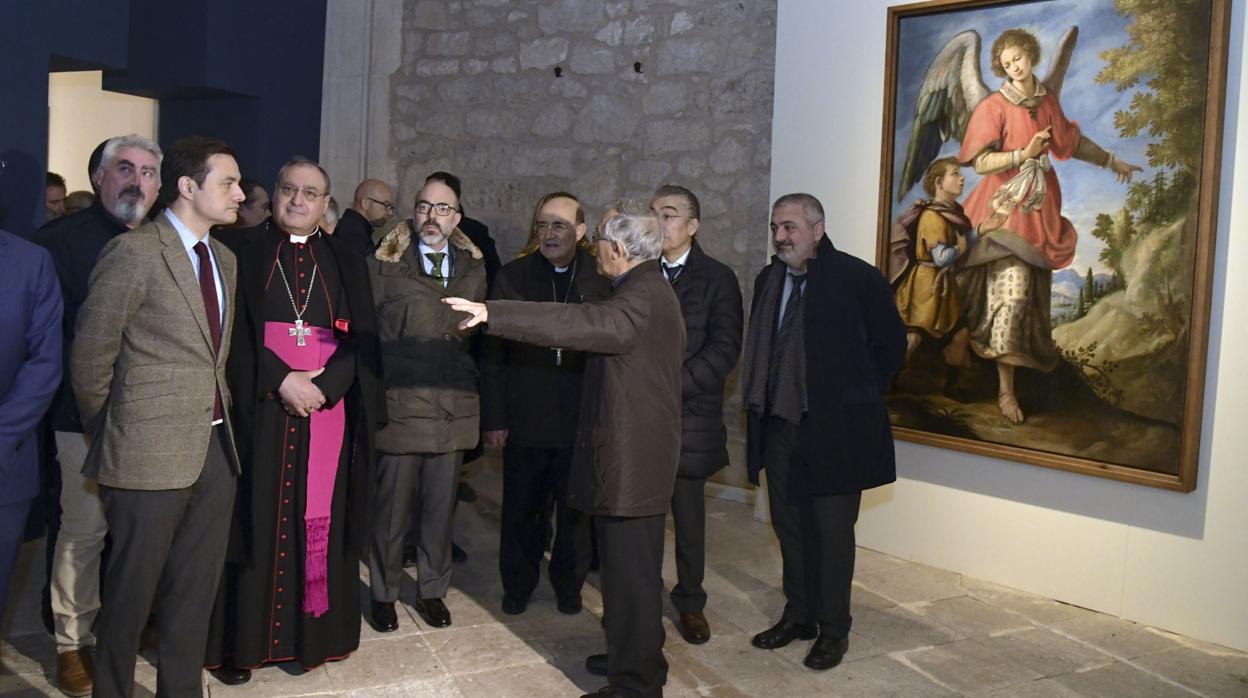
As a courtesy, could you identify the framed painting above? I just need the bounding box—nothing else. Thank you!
[875,0,1230,490]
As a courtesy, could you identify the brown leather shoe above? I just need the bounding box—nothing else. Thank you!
[57,648,94,697]
[678,611,711,644]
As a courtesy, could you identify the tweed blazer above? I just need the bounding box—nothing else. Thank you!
[71,214,240,490]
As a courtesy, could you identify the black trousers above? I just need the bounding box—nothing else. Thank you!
[669,475,707,614]
[762,416,862,637]
[598,513,667,697]
[94,427,236,698]
[499,444,590,601]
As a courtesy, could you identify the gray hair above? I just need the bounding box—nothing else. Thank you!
[323,196,341,226]
[601,199,663,262]
[275,157,332,195]
[96,134,162,178]
[772,192,825,226]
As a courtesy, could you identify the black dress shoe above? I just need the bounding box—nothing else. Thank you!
[402,545,419,567]
[413,597,452,627]
[451,542,468,563]
[211,664,252,685]
[556,594,582,615]
[804,634,849,670]
[751,618,818,649]
[501,594,528,615]
[678,611,711,644]
[370,601,399,632]
[584,653,608,676]
[580,688,618,697]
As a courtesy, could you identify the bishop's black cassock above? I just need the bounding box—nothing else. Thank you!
[206,222,383,669]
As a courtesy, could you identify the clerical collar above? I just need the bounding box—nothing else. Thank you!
[289,228,323,244]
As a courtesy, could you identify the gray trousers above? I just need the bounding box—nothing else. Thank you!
[94,427,235,698]
[370,451,459,601]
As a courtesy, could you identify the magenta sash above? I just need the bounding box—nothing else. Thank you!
[264,321,344,618]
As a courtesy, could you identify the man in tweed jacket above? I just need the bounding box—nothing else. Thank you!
[71,136,244,698]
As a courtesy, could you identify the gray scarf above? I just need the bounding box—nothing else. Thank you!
[742,262,807,425]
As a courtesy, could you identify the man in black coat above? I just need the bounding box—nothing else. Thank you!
[480,192,610,616]
[333,177,393,257]
[741,193,905,671]
[649,185,742,645]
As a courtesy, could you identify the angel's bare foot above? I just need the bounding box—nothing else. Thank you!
[998,392,1024,423]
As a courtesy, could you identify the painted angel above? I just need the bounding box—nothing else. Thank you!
[898,27,1141,423]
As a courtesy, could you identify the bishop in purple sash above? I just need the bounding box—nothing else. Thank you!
[205,158,383,684]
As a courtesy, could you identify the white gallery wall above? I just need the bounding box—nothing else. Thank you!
[770,0,1247,651]
[48,71,157,192]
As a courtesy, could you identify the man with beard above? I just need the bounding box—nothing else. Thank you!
[367,175,486,632]
[35,133,162,697]
[205,158,383,684]
[333,178,394,257]
[742,194,904,671]
[481,192,609,616]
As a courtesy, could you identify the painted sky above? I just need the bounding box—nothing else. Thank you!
[888,0,1204,275]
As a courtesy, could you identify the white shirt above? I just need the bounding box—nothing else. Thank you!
[662,246,692,281]
[165,209,226,326]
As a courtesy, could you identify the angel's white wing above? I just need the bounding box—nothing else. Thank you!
[898,30,991,201]
[1043,26,1079,97]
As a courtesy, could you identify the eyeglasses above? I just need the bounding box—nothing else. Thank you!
[277,183,326,200]
[536,220,571,235]
[415,200,459,217]
[591,227,608,244]
[366,196,394,212]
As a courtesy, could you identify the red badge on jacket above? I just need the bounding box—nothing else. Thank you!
[334,318,351,337]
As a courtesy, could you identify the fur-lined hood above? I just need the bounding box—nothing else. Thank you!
[374,219,483,264]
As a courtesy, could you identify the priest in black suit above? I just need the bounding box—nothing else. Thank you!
[480,192,610,615]
[206,158,383,684]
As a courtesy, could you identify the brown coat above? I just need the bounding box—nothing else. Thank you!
[486,260,685,517]
[71,215,239,490]
[368,222,486,455]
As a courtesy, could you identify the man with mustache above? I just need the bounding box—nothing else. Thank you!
[35,133,162,697]
[742,193,905,671]
[365,172,486,631]
[204,158,383,683]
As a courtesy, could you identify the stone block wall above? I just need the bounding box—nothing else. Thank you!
[333,0,778,486]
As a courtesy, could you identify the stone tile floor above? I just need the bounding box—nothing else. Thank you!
[3,455,1246,696]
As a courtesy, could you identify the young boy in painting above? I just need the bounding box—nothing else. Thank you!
[893,157,978,396]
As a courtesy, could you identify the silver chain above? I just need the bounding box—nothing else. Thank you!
[276,245,318,322]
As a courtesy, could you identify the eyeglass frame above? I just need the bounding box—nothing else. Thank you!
[535,219,574,235]
[276,182,328,201]
[365,196,394,212]
[414,200,460,217]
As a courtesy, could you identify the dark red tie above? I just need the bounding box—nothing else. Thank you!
[193,242,224,420]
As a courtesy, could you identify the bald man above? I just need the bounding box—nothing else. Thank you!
[333,178,394,256]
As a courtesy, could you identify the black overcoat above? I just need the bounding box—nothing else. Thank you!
[670,241,743,479]
[746,237,906,495]
[479,247,611,447]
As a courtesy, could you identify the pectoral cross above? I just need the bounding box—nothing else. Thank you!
[290,319,312,347]
[553,347,563,366]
